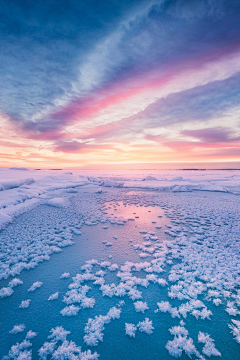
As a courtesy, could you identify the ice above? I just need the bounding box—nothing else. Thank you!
[84,305,122,346]
[48,292,59,301]
[229,319,240,344]
[26,330,37,339]
[198,332,221,357]
[60,305,81,316]
[0,286,14,298]
[139,253,149,258]
[62,285,94,308]
[166,326,201,359]
[146,274,158,283]
[38,326,99,360]
[48,326,71,342]
[0,212,13,230]
[9,324,26,334]
[128,288,142,301]
[169,326,189,337]
[134,301,149,313]
[3,338,32,359]
[142,176,158,181]
[225,301,239,316]
[0,169,90,234]
[156,301,171,313]
[95,270,106,276]
[213,298,222,306]
[137,318,154,335]
[19,299,31,308]
[28,281,43,292]
[1,169,240,358]
[81,296,96,309]
[101,180,124,188]
[100,261,111,268]
[108,264,118,271]
[8,278,23,288]
[157,278,167,286]
[0,177,34,191]
[47,197,68,207]
[61,272,70,279]
[100,284,115,297]
[39,341,57,359]
[125,323,137,337]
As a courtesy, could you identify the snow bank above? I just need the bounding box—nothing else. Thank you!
[0,177,34,191]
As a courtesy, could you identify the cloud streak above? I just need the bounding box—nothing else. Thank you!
[1,0,240,167]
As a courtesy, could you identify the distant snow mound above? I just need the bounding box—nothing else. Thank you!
[47,198,67,207]
[9,167,28,171]
[142,176,158,181]
[0,178,34,191]
[101,180,124,187]
[171,183,228,193]
[171,176,183,181]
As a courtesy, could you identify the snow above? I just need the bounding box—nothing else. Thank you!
[166,326,201,359]
[229,319,240,344]
[60,305,81,316]
[60,272,70,279]
[0,286,14,298]
[142,176,158,181]
[38,326,99,359]
[133,301,149,313]
[19,299,31,308]
[0,212,13,230]
[28,281,43,292]
[48,292,59,301]
[84,305,122,346]
[48,326,71,342]
[4,338,32,359]
[8,278,23,288]
[156,301,172,313]
[9,324,26,334]
[1,168,240,358]
[101,180,124,187]
[125,323,137,337]
[137,318,154,335]
[198,331,221,357]
[26,330,37,340]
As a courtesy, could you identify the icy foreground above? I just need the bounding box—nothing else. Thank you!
[0,168,240,359]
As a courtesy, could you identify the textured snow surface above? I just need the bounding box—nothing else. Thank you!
[1,169,240,359]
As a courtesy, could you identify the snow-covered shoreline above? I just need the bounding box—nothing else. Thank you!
[0,168,239,231]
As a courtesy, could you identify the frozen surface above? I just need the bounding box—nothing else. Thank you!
[0,169,240,359]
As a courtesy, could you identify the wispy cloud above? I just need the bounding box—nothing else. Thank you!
[1,0,240,167]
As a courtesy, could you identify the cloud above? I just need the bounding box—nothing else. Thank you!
[1,0,240,165]
[182,127,240,143]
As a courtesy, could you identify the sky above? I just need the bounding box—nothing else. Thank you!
[0,0,240,169]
